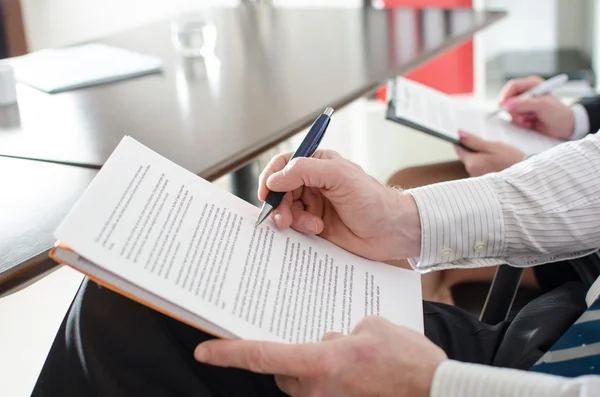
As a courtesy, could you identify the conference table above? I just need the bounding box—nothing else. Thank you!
[0,5,505,295]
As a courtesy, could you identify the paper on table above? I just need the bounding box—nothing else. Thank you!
[55,137,423,342]
[10,43,162,94]
[393,77,563,155]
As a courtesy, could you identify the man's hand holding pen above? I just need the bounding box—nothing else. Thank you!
[256,149,422,262]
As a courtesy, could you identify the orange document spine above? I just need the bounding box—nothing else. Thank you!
[48,243,224,339]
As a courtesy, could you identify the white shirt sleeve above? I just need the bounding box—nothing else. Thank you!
[407,134,600,272]
[403,134,600,397]
[431,360,600,397]
[570,103,591,141]
[408,135,600,397]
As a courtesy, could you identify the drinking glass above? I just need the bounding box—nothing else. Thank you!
[171,14,217,58]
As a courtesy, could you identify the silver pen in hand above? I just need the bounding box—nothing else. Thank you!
[488,73,568,117]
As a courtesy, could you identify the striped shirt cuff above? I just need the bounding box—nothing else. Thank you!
[571,104,590,141]
[407,178,505,271]
[431,360,574,397]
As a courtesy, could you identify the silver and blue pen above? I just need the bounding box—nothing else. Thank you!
[255,107,334,227]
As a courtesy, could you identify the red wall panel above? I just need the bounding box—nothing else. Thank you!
[380,0,471,6]
[379,0,474,95]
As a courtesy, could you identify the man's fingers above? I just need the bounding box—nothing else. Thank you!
[290,202,325,235]
[266,157,343,193]
[352,316,392,334]
[258,152,293,202]
[271,192,294,230]
[274,375,300,396]
[498,75,544,103]
[301,187,324,220]
[321,332,344,341]
[194,340,328,377]
[258,150,343,201]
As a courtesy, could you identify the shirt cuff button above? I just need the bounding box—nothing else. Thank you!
[474,242,487,253]
[441,248,453,256]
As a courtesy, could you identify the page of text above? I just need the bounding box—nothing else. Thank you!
[56,137,423,342]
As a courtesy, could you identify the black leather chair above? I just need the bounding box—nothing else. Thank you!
[450,253,600,369]
[478,252,600,325]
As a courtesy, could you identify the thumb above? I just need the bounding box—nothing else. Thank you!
[458,129,488,152]
[266,157,343,192]
[321,331,344,342]
[194,340,327,377]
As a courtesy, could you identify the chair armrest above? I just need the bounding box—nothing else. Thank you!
[479,265,524,324]
[571,252,600,288]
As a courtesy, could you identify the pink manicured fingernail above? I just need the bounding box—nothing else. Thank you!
[505,100,515,110]
[274,213,282,227]
[525,112,536,121]
[523,121,533,129]
[307,220,318,233]
[458,129,468,139]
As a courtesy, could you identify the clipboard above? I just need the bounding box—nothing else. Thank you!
[385,99,475,152]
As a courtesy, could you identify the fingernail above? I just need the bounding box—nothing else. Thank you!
[525,112,536,121]
[307,220,318,233]
[505,100,515,110]
[194,345,209,361]
[458,129,468,139]
[274,213,282,227]
[523,121,533,129]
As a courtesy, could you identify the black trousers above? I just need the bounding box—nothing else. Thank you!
[32,278,587,397]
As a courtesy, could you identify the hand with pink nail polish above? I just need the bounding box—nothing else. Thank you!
[497,76,575,140]
[456,130,526,177]
[256,150,422,261]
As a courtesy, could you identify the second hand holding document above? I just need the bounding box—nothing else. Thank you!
[387,77,564,155]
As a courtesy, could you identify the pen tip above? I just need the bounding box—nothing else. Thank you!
[255,203,273,228]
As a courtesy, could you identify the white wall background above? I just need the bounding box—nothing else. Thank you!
[587,0,600,89]
[556,0,588,53]
[21,0,363,51]
[474,0,588,61]
[21,0,234,51]
[472,0,591,97]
